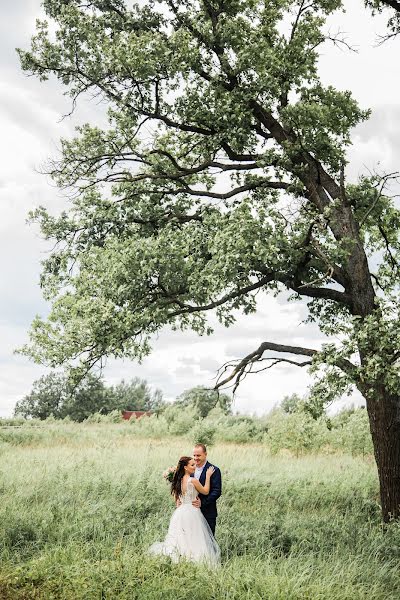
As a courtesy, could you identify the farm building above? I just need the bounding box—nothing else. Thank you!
[121,410,152,420]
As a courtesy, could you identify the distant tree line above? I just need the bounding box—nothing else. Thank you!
[13,374,232,423]
[127,391,372,457]
[12,377,371,456]
[14,373,164,422]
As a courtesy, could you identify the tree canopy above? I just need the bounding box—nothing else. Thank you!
[177,385,232,418]
[366,0,400,38]
[18,0,399,402]
[14,374,164,421]
[18,0,400,520]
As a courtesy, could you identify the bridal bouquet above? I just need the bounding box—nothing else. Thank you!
[163,466,176,483]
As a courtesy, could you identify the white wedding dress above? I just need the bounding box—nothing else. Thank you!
[149,478,220,566]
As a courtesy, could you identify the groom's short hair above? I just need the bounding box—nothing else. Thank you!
[194,443,207,453]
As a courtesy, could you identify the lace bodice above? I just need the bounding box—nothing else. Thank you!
[180,477,198,504]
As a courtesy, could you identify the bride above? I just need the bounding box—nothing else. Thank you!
[149,456,220,565]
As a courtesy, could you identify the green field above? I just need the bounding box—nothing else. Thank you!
[0,423,399,599]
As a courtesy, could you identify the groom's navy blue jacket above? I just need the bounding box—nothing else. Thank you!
[191,461,222,521]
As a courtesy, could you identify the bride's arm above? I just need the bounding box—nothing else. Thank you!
[191,466,215,495]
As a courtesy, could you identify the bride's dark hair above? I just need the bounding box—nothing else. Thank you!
[171,456,192,501]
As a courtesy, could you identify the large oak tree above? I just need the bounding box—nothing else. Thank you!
[19,0,400,521]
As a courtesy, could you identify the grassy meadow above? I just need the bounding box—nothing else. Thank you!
[0,422,399,599]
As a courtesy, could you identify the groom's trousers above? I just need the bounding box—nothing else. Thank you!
[205,517,216,536]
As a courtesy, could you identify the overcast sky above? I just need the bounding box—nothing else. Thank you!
[1,1,399,417]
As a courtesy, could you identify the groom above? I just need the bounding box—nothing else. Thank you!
[191,443,222,536]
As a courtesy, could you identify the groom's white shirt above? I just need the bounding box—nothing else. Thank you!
[194,463,206,480]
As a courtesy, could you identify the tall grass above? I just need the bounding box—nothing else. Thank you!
[0,422,399,599]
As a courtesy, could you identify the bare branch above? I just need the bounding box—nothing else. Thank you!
[215,341,358,392]
[215,341,316,391]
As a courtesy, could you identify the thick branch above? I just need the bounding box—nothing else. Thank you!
[215,341,316,391]
[257,265,352,306]
[215,341,358,392]
[147,149,260,174]
[288,283,352,305]
[166,274,276,316]
[171,180,289,199]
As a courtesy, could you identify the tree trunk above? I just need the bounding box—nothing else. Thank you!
[366,389,400,522]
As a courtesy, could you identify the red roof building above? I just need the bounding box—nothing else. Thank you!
[122,410,152,420]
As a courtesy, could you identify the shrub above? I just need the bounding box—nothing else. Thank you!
[190,420,216,447]
[267,410,328,456]
[162,404,198,436]
[177,386,232,418]
[129,414,170,438]
[330,408,373,456]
